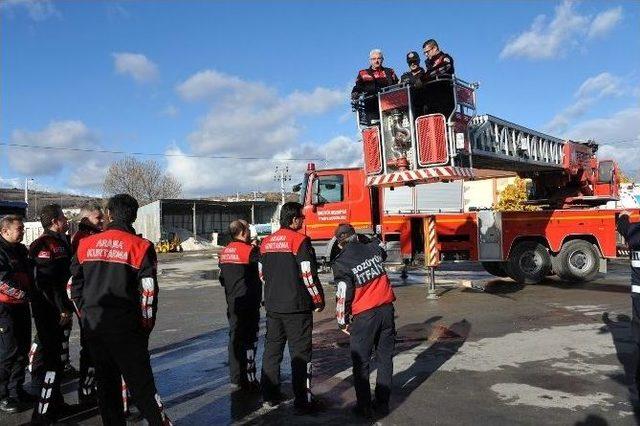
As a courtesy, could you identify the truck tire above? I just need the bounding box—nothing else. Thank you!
[481,261,509,277]
[551,239,600,282]
[505,241,551,284]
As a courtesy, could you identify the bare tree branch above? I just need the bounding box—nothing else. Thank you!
[102,156,182,205]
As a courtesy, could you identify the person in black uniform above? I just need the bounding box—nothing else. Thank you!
[401,50,428,116]
[351,49,399,125]
[259,202,325,413]
[331,223,396,419]
[400,51,426,87]
[617,210,640,398]
[29,204,74,424]
[422,39,455,80]
[70,194,172,425]
[69,201,104,406]
[219,219,261,391]
[0,215,34,414]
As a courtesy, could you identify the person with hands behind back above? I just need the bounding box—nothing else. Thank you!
[332,223,396,419]
[70,194,172,426]
[259,202,325,414]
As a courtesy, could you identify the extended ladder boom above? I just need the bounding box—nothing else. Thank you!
[469,115,565,173]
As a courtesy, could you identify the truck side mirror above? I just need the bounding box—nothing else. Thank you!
[292,183,301,192]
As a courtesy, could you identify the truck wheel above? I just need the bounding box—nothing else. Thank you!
[481,261,508,277]
[506,241,551,284]
[552,240,600,282]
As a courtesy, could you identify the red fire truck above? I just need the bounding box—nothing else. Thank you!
[296,77,637,284]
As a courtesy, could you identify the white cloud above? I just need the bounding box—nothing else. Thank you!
[545,72,622,134]
[588,6,623,39]
[566,107,640,175]
[169,70,353,194]
[501,1,622,60]
[160,104,179,117]
[1,0,59,21]
[112,52,159,83]
[10,121,98,176]
[67,159,111,191]
[175,68,346,158]
[0,177,23,189]
[166,135,362,196]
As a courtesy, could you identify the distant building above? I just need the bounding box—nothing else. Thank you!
[133,198,279,245]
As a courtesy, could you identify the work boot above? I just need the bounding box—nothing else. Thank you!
[372,398,390,416]
[0,397,20,414]
[351,404,373,419]
[262,391,287,409]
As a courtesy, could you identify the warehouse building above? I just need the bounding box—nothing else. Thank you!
[133,198,278,245]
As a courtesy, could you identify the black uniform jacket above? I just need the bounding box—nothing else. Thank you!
[219,240,262,312]
[401,67,426,88]
[0,235,32,305]
[352,66,399,98]
[426,51,455,79]
[70,221,159,336]
[332,238,395,328]
[71,221,101,254]
[617,214,640,293]
[259,227,324,313]
[29,230,73,314]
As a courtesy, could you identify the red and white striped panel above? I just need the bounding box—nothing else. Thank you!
[365,166,474,186]
[424,216,440,267]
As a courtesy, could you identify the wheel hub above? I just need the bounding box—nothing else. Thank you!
[569,250,591,271]
[519,251,541,274]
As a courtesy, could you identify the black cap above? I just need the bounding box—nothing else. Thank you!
[334,223,356,241]
[406,51,420,64]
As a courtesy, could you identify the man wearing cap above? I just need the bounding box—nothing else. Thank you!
[400,51,426,88]
[331,224,396,418]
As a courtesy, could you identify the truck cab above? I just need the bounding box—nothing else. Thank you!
[298,164,377,261]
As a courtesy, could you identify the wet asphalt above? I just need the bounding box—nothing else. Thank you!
[1,253,638,425]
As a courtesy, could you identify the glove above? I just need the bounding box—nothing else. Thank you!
[313,298,325,313]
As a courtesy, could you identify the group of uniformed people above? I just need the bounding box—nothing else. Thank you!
[219,202,396,418]
[351,39,454,123]
[0,196,171,425]
[2,194,640,422]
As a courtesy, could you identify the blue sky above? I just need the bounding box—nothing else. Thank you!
[1,0,639,196]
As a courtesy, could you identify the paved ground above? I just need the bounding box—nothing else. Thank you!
[2,252,639,425]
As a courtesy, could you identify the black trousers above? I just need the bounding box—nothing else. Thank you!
[87,331,169,426]
[0,303,31,400]
[31,303,65,422]
[261,311,312,404]
[227,307,260,385]
[350,303,395,408]
[632,296,640,393]
[78,318,96,400]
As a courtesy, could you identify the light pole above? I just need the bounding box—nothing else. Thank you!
[24,178,34,219]
[273,165,291,206]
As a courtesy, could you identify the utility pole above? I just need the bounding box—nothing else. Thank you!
[273,165,291,206]
[24,178,34,220]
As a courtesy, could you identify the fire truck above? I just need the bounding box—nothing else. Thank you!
[296,76,637,284]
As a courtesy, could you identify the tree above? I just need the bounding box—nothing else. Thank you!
[493,177,541,212]
[102,157,182,205]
